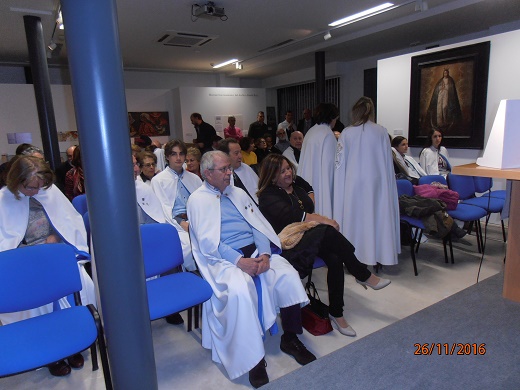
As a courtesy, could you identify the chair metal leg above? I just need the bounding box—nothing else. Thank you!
[410,230,418,276]
[90,343,99,371]
[415,229,422,254]
[194,304,200,329]
[87,304,112,390]
[476,220,483,253]
[501,220,507,242]
[187,307,193,332]
[443,236,449,263]
[448,234,454,264]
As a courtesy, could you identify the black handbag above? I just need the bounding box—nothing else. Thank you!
[301,281,333,336]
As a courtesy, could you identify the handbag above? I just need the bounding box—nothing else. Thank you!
[301,281,333,336]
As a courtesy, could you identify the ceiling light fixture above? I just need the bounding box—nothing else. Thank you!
[323,31,332,40]
[212,58,239,69]
[329,3,395,27]
[235,62,243,69]
[47,41,57,51]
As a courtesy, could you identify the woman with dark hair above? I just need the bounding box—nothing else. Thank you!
[64,145,85,201]
[239,136,257,166]
[258,154,390,337]
[0,155,96,377]
[333,97,400,269]
[253,137,269,164]
[391,136,426,182]
[136,151,158,185]
[419,129,451,177]
[297,102,338,217]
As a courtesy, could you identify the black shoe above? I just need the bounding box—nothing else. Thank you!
[165,312,184,325]
[280,336,316,365]
[48,360,71,377]
[67,353,84,369]
[249,358,268,388]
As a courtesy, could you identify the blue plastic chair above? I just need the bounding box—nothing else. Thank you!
[448,173,506,242]
[72,194,88,216]
[419,175,488,256]
[140,224,213,325]
[0,244,111,389]
[396,179,453,274]
[473,176,506,200]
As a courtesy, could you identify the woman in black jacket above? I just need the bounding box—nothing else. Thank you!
[257,154,390,336]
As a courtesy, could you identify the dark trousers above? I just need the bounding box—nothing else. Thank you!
[318,226,371,317]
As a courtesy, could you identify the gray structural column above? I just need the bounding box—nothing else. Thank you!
[60,1,158,389]
[315,51,325,104]
[23,16,61,170]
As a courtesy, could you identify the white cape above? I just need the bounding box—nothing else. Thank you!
[151,168,202,270]
[333,121,401,265]
[231,163,260,204]
[297,123,337,217]
[187,182,308,380]
[282,146,299,170]
[135,179,166,223]
[0,185,96,325]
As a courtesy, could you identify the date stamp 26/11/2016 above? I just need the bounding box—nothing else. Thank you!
[414,343,486,356]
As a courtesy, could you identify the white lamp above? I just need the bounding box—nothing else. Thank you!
[477,99,520,169]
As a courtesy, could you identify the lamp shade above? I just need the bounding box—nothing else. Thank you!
[477,99,520,169]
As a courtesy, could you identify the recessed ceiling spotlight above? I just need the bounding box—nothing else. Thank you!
[235,62,243,69]
[324,31,332,40]
[212,58,239,68]
[329,3,394,27]
[47,41,57,51]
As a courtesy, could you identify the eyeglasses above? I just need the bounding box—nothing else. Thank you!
[142,163,156,168]
[208,165,233,173]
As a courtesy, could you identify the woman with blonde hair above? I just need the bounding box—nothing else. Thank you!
[333,97,400,270]
[0,156,96,377]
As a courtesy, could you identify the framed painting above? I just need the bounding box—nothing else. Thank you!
[128,111,170,137]
[408,42,490,149]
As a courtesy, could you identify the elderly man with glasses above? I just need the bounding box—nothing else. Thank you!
[187,151,315,388]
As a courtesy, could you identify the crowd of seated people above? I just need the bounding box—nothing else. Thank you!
[0,105,473,388]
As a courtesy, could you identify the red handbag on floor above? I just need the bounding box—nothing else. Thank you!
[301,282,333,336]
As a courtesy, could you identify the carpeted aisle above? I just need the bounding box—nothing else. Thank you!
[264,273,520,389]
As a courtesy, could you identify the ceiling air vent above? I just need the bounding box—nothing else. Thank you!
[157,31,217,48]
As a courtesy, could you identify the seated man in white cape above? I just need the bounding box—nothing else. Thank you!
[217,137,260,205]
[187,151,315,388]
[151,139,201,271]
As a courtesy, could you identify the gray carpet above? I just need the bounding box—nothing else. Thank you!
[264,273,520,389]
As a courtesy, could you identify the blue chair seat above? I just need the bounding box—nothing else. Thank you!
[461,196,503,213]
[447,203,488,221]
[147,273,213,321]
[0,305,97,376]
[478,190,506,200]
[400,214,426,230]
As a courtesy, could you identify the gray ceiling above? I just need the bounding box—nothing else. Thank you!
[2,0,520,79]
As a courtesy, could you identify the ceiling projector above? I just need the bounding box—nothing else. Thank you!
[193,2,226,18]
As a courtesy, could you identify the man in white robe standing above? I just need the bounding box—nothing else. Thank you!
[333,97,400,268]
[297,103,338,217]
[218,138,260,205]
[188,151,314,388]
[151,140,201,272]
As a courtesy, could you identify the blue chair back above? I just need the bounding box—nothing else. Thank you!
[72,194,88,215]
[140,223,183,278]
[0,244,81,313]
[447,173,476,200]
[396,179,414,197]
[418,175,447,186]
[473,176,493,193]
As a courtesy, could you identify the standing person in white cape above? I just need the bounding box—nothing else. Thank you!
[151,140,201,271]
[187,151,314,388]
[297,103,338,217]
[0,155,96,376]
[333,97,400,268]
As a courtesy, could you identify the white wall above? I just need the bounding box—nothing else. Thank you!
[173,87,266,142]
[378,29,520,167]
